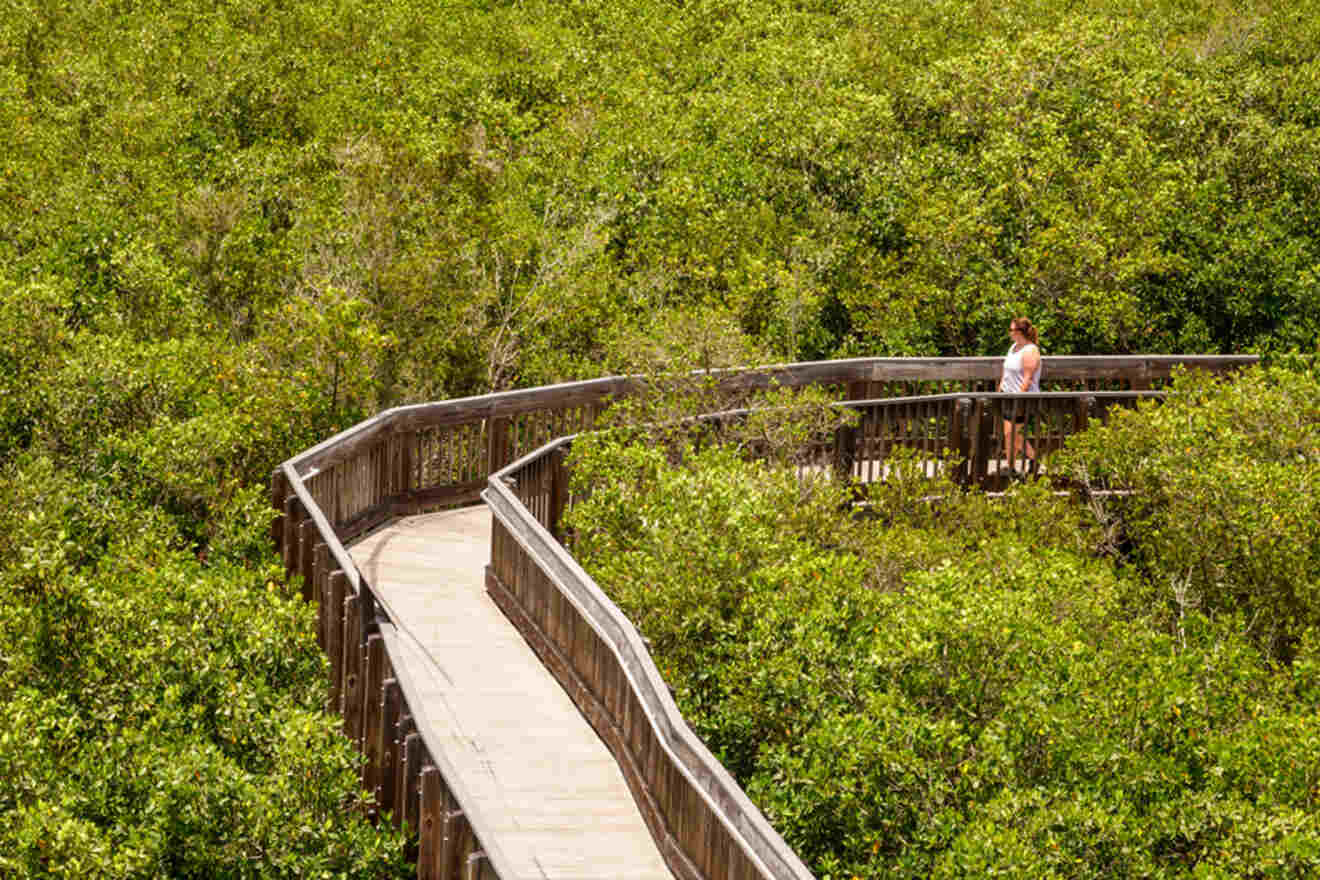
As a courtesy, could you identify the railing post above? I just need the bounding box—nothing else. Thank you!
[1076,394,1095,436]
[400,729,423,833]
[487,416,511,475]
[341,593,364,744]
[313,543,329,649]
[377,679,402,822]
[834,420,857,486]
[441,808,469,880]
[361,633,386,811]
[326,571,347,713]
[548,445,569,542]
[466,852,491,880]
[397,430,413,512]
[282,495,301,577]
[298,520,317,603]
[419,767,444,880]
[952,397,972,486]
[970,398,994,489]
[270,468,288,556]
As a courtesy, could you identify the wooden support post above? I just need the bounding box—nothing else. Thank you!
[1076,394,1095,436]
[547,445,569,542]
[419,767,444,880]
[282,495,301,577]
[360,586,381,632]
[391,711,415,826]
[401,730,423,833]
[398,432,414,515]
[361,633,385,802]
[834,421,857,486]
[377,678,402,822]
[971,398,994,489]
[465,853,491,880]
[440,809,468,880]
[341,594,364,745]
[375,436,391,511]
[298,520,317,603]
[270,468,288,556]
[486,416,511,476]
[313,543,329,650]
[326,571,347,713]
[952,397,972,487]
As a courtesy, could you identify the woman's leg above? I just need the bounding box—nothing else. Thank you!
[1002,419,1036,472]
[1002,418,1016,470]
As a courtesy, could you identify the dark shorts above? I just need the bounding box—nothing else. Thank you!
[1010,413,1029,424]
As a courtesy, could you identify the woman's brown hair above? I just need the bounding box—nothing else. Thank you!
[1012,317,1038,346]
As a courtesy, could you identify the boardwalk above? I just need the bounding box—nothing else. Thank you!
[350,506,674,880]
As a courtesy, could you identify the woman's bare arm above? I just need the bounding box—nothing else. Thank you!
[1020,346,1041,389]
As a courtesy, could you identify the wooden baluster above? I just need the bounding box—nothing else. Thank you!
[401,730,423,834]
[392,712,413,825]
[834,417,857,487]
[548,446,569,542]
[270,468,288,556]
[952,397,972,486]
[282,495,301,578]
[313,543,329,649]
[377,679,402,823]
[465,853,491,880]
[341,594,364,745]
[400,431,413,511]
[360,633,385,806]
[418,767,444,880]
[1076,394,1095,438]
[442,810,470,880]
[298,520,317,603]
[971,398,993,489]
[326,571,347,713]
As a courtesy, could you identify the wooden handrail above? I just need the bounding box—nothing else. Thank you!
[271,355,1254,880]
[283,356,1253,477]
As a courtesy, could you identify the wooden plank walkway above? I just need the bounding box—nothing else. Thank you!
[350,506,675,880]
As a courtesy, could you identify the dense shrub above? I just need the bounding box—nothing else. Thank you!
[1057,365,1320,662]
[0,454,412,878]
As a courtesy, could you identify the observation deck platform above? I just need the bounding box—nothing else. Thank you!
[349,506,674,880]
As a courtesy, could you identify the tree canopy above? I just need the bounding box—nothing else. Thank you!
[1,0,1318,874]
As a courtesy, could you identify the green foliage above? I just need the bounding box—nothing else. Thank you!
[1056,365,1320,662]
[567,368,1320,878]
[0,455,412,879]
[3,0,1319,873]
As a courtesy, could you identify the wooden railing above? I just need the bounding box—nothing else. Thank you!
[270,355,1253,880]
[834,390,1164,487]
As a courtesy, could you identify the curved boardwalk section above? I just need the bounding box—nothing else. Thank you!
[350,507,674,880]
[273,356,1254,880]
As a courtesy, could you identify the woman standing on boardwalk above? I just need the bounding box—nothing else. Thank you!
[999,317,1041,474]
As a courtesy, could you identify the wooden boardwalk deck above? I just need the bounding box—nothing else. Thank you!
[349,506,674,880]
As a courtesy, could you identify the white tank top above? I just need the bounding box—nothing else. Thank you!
[1001,343,1041,392]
